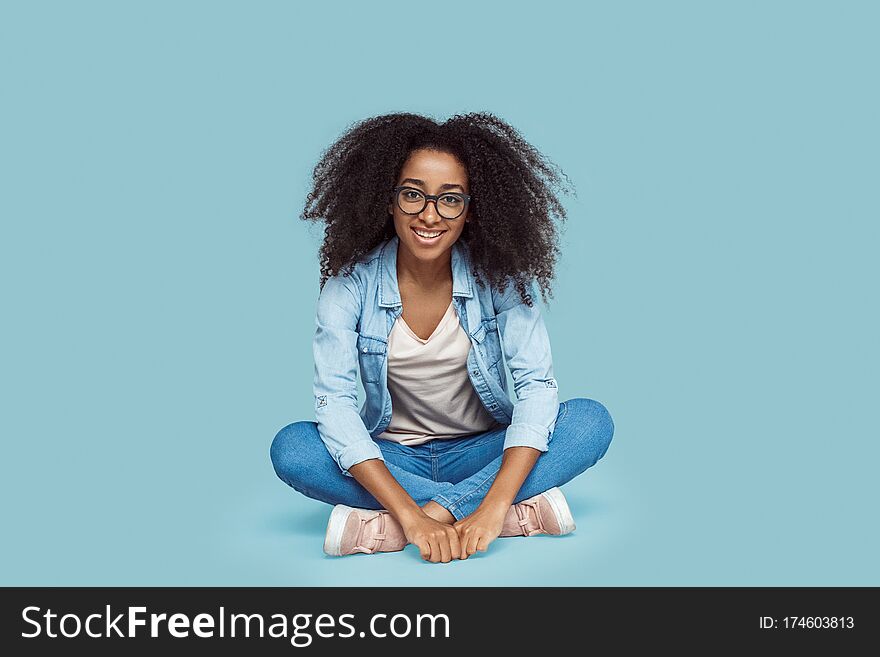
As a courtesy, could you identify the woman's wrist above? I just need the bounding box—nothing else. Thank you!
[477,492,513,518]
[481,478,520,510]
[392,503,429,527]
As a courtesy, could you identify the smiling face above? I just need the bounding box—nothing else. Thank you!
[389,148,469,265]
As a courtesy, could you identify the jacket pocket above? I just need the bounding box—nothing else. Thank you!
[473,317,504,368]
[356,334,387,384]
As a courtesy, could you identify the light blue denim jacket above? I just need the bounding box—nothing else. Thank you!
[313,235,559,476]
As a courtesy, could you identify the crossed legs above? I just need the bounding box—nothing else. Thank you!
[270,398,614,521]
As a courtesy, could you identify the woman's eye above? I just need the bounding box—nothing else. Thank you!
[441,195,462,205]
[404,191,421,200]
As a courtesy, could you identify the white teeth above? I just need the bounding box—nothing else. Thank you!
[413,229,443,238]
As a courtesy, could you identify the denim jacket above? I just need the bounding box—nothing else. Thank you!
[313,235,559,476]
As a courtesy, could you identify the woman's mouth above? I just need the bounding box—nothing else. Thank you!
[410,227,446,245]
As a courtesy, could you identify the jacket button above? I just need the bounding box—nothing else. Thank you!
[472,369,480,377]
[362,347,368,353]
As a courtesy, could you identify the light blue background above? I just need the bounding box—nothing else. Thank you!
[2,0,877,586]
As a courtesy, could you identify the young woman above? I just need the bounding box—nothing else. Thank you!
[270,112,614,563]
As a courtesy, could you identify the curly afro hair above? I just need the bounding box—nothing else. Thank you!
[301,112,574,306]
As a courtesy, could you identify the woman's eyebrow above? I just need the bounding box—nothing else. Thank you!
[400,177,465,191]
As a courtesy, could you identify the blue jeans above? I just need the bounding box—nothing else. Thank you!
[270,397,614,521]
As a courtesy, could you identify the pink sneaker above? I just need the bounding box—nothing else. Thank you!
[323,505,408,556]
[501,487,576,537]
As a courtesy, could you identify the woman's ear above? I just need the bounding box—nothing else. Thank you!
[387,202,393,215]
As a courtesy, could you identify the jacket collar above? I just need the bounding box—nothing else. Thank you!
[378,235,473,308]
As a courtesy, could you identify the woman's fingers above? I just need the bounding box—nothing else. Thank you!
[415,525,473,563]
[446,526,462,561]
[416,538,431,561]
[437,531,452,563]
[460,527,476,559]
[427,535,441,563]
[458,528,470,560]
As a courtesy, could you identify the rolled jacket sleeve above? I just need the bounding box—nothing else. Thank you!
[493,281,559,453]
[313,274,385,476]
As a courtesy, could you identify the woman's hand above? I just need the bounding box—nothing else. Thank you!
[452,446,541,559]
[399,511,463,564]
[453,502,508,559]
[348,460,461,563]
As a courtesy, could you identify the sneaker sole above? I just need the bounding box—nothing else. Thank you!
[543,487,576,535]
[323,504,354,557]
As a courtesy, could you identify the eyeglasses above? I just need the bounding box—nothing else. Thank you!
[392,186,471,220]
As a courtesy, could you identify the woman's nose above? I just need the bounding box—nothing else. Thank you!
[419,200,442,223]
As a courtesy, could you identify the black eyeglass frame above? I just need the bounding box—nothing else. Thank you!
[392,185,472,220]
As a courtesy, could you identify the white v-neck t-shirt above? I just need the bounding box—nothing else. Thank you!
[376,301,500,446]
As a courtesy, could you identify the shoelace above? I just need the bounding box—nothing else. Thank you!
[514,499,547,536]
[353,512,387,554]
